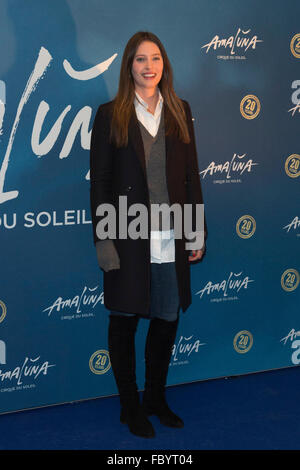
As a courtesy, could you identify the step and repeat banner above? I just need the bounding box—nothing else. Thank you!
[0,0,299,414]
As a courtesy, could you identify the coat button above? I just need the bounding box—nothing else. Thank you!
[126,186,132,191]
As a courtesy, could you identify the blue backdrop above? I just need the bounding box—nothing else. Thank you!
[0,0,299,414]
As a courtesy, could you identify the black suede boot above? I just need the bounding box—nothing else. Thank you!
[142,316,184,428]
[108,314,155,438]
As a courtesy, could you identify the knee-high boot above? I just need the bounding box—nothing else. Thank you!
[142,316,184,428]
[108,314,155,438]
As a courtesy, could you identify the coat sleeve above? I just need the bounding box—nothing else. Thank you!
[183,100,207,251]
[89,104,114,245]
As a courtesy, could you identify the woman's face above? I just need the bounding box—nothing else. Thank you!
[131,41,164,93]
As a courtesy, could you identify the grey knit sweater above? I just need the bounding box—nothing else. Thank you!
[138,107,174,231]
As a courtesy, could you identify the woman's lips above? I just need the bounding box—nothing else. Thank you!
[142,73,156,79]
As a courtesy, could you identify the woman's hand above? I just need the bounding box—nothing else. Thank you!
[96,239,121,272]
[188,249,204,262]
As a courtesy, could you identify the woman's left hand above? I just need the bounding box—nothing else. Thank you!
[188,249,204,262]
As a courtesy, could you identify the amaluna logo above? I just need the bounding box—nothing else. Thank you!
[172,335,206,363]
[201,28,263,55]
[200,152,258,180]
[0,355,55,385]
[196,271,254,299]
[43,285,104,317]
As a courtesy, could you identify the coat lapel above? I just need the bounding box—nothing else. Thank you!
[128,102,175,182]
[128,104,147,180]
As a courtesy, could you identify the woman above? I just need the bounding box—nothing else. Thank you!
[90,31,206,438]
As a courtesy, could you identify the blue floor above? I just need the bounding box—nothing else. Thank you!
[0,366,299,450]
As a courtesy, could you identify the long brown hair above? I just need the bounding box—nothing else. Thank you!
[110,31,191,148]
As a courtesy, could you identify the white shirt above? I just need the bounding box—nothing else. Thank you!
[134,90,175,264]
[134,89,163,136]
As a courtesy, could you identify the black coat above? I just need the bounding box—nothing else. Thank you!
[90,98,206,317]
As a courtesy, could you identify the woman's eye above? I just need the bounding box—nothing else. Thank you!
[135,57,161,62]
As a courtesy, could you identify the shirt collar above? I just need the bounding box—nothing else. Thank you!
[134,89,163,116]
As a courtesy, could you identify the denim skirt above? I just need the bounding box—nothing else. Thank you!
[110,261,180,321]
